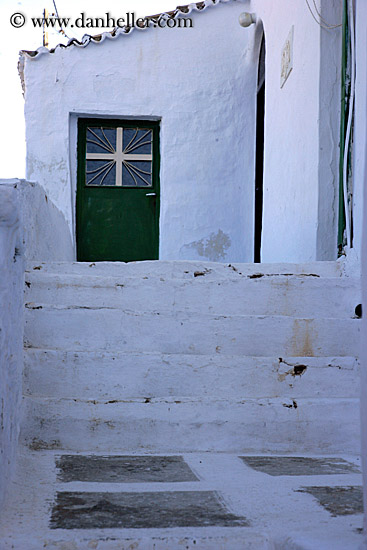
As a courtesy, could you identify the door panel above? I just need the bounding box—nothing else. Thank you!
[76,119,160,262]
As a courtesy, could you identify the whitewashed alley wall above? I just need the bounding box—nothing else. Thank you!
[354,0,367,264]
[0,182,23,509]
[0,177,72,508]
[249,0,342,262]
[17,180,74,261]
[356,0,367,540]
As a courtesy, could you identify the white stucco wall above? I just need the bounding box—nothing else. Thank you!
[316,0,343,260]
[0,177,73,508]
[0,182,23,510]
[22,0,342,263]
[16,180,74,261]
[356,0,367,542]
[353,0,367,265]
[248,0,342,262]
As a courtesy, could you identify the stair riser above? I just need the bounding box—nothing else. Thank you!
[24,308,361,356]
[21,398,361,454]
[24,350,360,400]
[26,260,344,278]
[24,276,361,318]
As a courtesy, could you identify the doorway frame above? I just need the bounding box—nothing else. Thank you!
[254,34,266,263]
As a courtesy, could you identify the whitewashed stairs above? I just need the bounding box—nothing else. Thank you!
[22,260,362,455]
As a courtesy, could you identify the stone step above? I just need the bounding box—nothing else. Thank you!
[26,259,345,278]
[24,307,361,356]
[24,271,361,318]
[24,350,360,401]
[21,396,360,454]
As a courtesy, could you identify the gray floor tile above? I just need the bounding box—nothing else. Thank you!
[56,455,199,483]
[50,490,250,529]
[296,486,363,517]
[239,456,361,476]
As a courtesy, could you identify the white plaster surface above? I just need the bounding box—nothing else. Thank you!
[24,351,360,401]
[24,269,361,318]
[247,0,342,262]
[16,179,74,261]
[316,0,343,260]
[21,396,360,454]
[351,0,367,543]
[353,0,367,264]
[25,259,346,277]
[0,178,74,509]
[357,0,367,544]
[0,183,23,509]
[24,303,360,356]
[0,179,74,262]
[22,0,342,262]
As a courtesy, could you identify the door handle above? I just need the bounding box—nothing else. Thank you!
[146,193,156,197]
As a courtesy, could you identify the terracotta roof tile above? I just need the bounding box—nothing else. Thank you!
[20,0,237,59]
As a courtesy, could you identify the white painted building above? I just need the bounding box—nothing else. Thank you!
[19,0,352,264]
[1,0,367,547]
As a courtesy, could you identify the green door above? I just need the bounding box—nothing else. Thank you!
[76,118,160,262]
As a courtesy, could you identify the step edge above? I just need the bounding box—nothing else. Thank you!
[22,395,361,405]
[23,305,363,320]
[23,348,360,361]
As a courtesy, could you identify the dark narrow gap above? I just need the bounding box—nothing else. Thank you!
[254,36,265,263]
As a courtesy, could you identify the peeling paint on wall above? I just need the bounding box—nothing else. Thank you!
[181,230,231,262]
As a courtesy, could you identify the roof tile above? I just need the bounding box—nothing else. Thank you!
[20,0,236,60]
